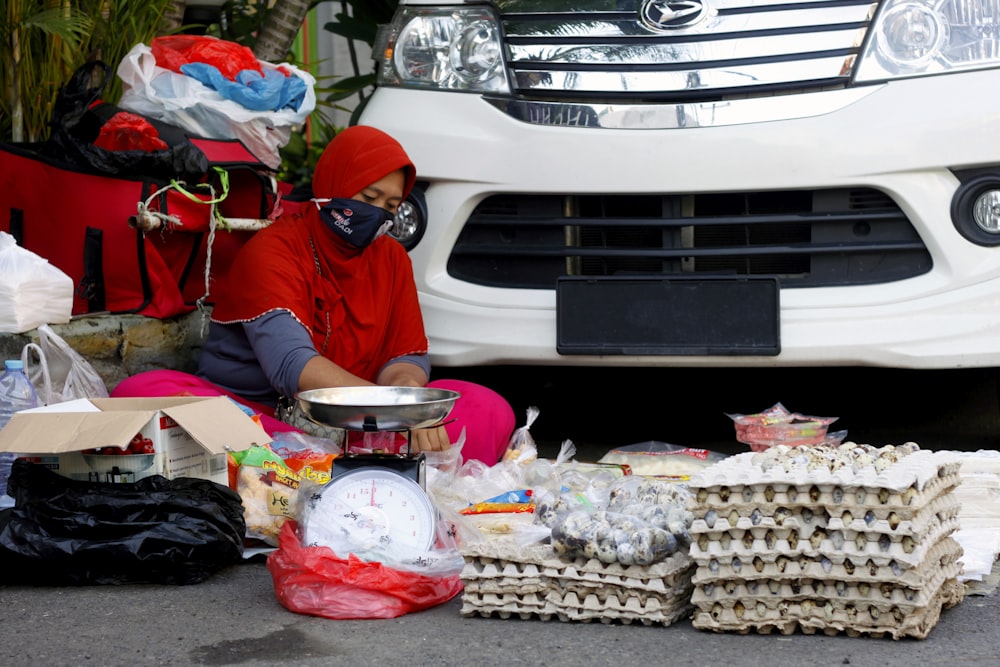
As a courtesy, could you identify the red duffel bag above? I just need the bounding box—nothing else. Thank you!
[0,61,282,318]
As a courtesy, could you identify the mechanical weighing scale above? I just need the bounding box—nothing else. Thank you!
[294,386,460,554]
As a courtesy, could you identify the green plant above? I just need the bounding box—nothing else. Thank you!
[1,0,172,144]
[77,1,174,104]
[275,110,337,188]
[1,0,391,186]
[323,0,398,125]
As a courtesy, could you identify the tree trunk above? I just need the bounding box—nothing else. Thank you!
[8,21,22,143]
[158,0,187,35]
[252,0,312,64]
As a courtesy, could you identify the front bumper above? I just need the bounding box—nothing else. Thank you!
[359,70,1000,368]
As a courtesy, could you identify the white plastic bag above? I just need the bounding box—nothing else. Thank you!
[20,324,109,405]
[116,42,316,169]
[0,232,73,334]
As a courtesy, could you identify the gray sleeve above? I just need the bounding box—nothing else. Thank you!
[243,310,318,399]
[243,313,432,395]
[379,353,432,380]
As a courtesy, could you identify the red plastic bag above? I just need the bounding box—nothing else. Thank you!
[92,112,169,152]
[266,521,464,620]
[151,35,263,80]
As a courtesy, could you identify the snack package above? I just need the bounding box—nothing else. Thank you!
[502,406,539,464]
[598,441,728,480]
[233,444,302,546]
[228,431,337,491]
[267,431,338,485]
[460,489,535,515]
[727,402,839,450]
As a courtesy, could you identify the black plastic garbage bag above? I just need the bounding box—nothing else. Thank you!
[0,460,246,585]
[38,60,210,183]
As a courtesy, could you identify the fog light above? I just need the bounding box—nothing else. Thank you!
[973,190,1000,233]
[388,186,427,250]
[951,173,1000,246]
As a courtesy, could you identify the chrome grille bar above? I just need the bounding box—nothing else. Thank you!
[497,0,878,97]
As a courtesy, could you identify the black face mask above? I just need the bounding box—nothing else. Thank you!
[313,197,394,249]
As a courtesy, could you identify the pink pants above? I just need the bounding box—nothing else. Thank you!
[110,370,515,466]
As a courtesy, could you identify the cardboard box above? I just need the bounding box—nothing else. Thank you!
[0,396,271,485]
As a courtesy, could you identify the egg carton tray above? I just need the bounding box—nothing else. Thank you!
[688,473,960,520]
[463,560,696,602]
[688,489,961,537]
[690,577,965,640]
[460,589,694,626]
[462,576,693,607]
[459,538,696,625]
[690,536,963,585]
[686,449,961,496]
[460,539,695,591]
[691,538,963,609]
[688,506,961,566]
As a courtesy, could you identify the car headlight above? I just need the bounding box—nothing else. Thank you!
[855,0,1000,81]
[375,6,509,93]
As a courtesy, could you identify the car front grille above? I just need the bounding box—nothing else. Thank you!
[496,0,877,102]
[447,188,932,289]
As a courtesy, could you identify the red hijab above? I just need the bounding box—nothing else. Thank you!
[313,125,416,200]
[211,126,428,382]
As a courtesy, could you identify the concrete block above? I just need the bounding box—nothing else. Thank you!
[0,309,210,393]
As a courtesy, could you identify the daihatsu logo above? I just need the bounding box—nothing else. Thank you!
[640,0,709,31]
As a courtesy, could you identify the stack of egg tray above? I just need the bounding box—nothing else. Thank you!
[459,539,695,625]
[685,445,965,639]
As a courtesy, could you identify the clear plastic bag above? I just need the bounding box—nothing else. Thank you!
[266,431,338,484]
[296,473,464,577]
[501,405,539,464]
[544,476,694,565]
[550,509,681,566]
[20,324,108,405]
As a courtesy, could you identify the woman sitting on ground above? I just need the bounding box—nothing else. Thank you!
[112,125,515,466]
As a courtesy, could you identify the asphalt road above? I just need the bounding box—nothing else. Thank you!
[0,557,998,667]
[2,364,999,667]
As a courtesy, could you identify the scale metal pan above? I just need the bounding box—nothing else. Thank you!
[296,386,461,431]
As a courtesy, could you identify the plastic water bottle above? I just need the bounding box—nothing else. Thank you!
[0,359,39,506]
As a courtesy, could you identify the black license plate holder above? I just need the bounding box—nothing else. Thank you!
[556,276,780,356]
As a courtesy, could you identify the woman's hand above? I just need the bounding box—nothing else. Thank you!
[299,355,371,391]
[376,360,451,452]
[376,361,428,388]
[410,425,451,453]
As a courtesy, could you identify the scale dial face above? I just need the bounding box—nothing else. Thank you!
[302,466,437,556]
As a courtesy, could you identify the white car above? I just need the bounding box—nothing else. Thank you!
[360,0,1000,369]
